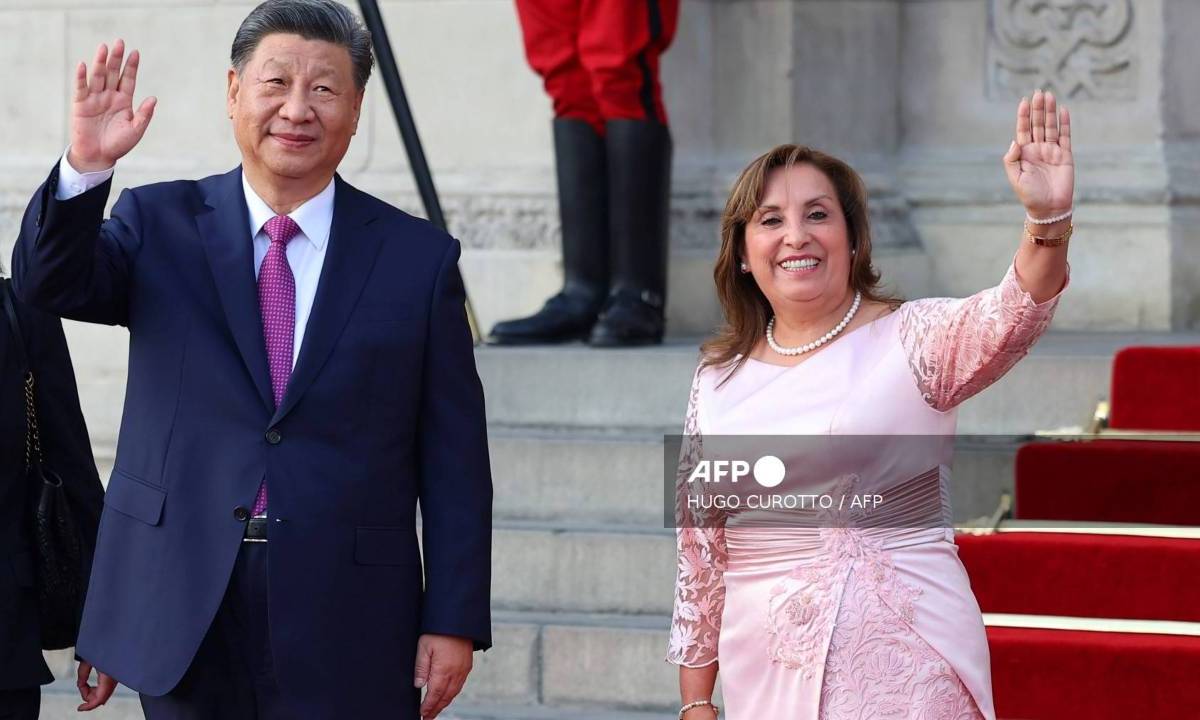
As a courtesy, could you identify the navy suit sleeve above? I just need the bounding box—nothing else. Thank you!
[417,238,493,652]
[10,163,142,326]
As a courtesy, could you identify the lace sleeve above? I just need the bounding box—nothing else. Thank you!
[666,365,727,668]
[899,259,1068,412]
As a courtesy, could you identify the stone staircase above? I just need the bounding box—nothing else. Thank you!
[36,329,1200,718]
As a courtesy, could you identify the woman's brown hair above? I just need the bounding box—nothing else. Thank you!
[701,144,903,382]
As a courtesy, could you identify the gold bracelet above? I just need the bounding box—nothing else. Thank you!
[1024,220,1072,247]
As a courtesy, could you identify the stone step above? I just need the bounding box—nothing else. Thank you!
[488,429,665,526]
[493,522,675,616]
[476,332,1200,435]
[475,610,685,713]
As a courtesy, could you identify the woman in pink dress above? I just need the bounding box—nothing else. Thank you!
[666,93,1074,720]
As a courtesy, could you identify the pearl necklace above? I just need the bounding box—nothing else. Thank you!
[766,291,862,356]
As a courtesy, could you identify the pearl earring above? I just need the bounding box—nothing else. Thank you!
[740,262,749,273]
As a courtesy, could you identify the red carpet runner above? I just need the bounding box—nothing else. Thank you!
[957,345,1200,719]
[986,627,1200,719]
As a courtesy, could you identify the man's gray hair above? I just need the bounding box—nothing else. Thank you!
[232,0,374,89]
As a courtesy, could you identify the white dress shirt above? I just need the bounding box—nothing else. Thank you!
[56,150,335,369]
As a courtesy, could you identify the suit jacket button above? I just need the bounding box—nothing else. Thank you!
[265,429,282,445]
[233,506,250,522]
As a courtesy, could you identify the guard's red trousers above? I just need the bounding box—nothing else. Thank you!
[515,0,680,133]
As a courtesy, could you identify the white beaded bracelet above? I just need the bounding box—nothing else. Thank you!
[679,699,719,718]
[1026,207,1073,224]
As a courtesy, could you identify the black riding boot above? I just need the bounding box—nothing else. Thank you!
[588,119,672,347]
[488,118,609,345]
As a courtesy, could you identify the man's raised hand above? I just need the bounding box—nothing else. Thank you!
[69,39,156,172]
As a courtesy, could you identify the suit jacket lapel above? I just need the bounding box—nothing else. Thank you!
[272,176,383,424]
[197,167,274,415]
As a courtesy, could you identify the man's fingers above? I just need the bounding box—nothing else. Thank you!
[118,49,140,96]
[424,673,468,719]
[415,636,472,717]
[1015,96,1032,146]
[78,689,105,712]
[74,61,88,103]
[443,675,468,708]
[106,39,124,94]
[76,661,92,700]
[75,661,104,711]
[419,672,452,717]
[97,673,118,704]
[134,96,157,133]
[77,675,117,711]
[89,43,108,93]
[413,643,432,688]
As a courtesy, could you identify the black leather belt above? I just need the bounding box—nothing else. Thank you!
[243,517,268,543]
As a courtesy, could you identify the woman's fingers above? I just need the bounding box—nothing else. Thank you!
[1003,141,1022,189]
[1044,91,1058,144]
[1003,139,1021,169]
[1031,89,1045,143]
[1059,105,1071,152]
[1016,96,1032,146]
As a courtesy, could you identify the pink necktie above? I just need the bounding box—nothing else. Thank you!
[252,214,300,517]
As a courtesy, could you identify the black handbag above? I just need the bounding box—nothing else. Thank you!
[2,279,85,651]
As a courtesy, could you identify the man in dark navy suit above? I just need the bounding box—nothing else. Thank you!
[10,1,492,717]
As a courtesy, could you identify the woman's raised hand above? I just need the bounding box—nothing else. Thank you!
[69,39,156,173]
[1002,89,1074,219]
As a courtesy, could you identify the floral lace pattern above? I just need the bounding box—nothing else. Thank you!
[898,262,1064,412]
[666,368,728,668]
[765,474,923,676]
[818,565,984,720]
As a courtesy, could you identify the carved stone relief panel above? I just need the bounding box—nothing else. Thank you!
[988,0,1135,100]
